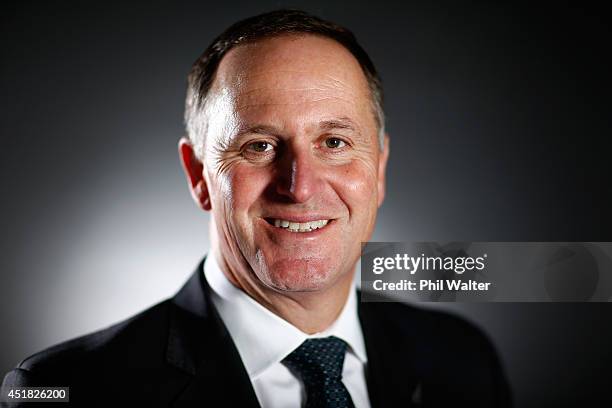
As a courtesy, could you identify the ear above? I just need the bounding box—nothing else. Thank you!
[178,137,211,211]
[377,134,390,208]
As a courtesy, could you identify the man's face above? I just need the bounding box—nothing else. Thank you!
[194,35,388,293]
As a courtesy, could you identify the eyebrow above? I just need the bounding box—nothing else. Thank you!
[235,117,359,136]
[318,117,359,133]
[234,124,283,138]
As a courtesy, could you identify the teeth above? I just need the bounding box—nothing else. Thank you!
[270,219,330,232]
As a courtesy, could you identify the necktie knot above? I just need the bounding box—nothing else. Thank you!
[283,336,348,380]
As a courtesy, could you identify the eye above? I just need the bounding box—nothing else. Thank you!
[324,137,346,149]
[246,141,273,153]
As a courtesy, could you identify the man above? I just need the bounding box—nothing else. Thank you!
[2,10,511,407]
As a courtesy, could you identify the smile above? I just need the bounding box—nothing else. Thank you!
[266,218,330,233]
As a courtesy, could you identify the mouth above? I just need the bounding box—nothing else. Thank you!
[264,217,333,233]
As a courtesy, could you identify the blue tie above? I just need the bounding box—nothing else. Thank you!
[282,336,356,408]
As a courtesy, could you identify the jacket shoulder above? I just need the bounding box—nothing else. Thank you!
[11,300,173,382]
[363,299,496,351]
[361,299,512,406]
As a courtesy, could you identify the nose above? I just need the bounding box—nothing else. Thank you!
[275,146,323,203]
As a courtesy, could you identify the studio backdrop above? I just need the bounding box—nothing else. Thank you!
[1,1,610,406]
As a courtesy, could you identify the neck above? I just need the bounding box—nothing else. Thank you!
[214,251,355,334]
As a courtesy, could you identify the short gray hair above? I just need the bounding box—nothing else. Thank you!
[184,9,385,158]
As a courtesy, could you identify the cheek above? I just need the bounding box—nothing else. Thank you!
[328,160,380,238]
[332,161,379,209]
[216,165,271,238]
[228,165,270,211]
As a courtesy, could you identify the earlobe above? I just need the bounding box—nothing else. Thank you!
[178,137,212,211]
[193,182,211,211]
[377,135,390,208]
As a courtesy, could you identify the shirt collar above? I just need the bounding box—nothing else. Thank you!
[203,253,368,380]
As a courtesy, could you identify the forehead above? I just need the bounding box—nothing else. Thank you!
[215,34,370,89]
[208,34,375,134]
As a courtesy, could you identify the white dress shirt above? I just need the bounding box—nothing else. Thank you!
[203,254,371,408]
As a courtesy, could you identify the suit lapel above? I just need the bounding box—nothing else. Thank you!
[358,297,422,407]
[166,259,260,407]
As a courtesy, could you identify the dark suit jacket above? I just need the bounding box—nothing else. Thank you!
[2,259,511,407]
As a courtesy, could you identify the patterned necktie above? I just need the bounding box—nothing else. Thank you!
[282,336,355,408]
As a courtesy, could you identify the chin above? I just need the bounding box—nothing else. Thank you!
[258,257,340,292]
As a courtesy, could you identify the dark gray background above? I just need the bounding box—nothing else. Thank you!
[1,1,610,406]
